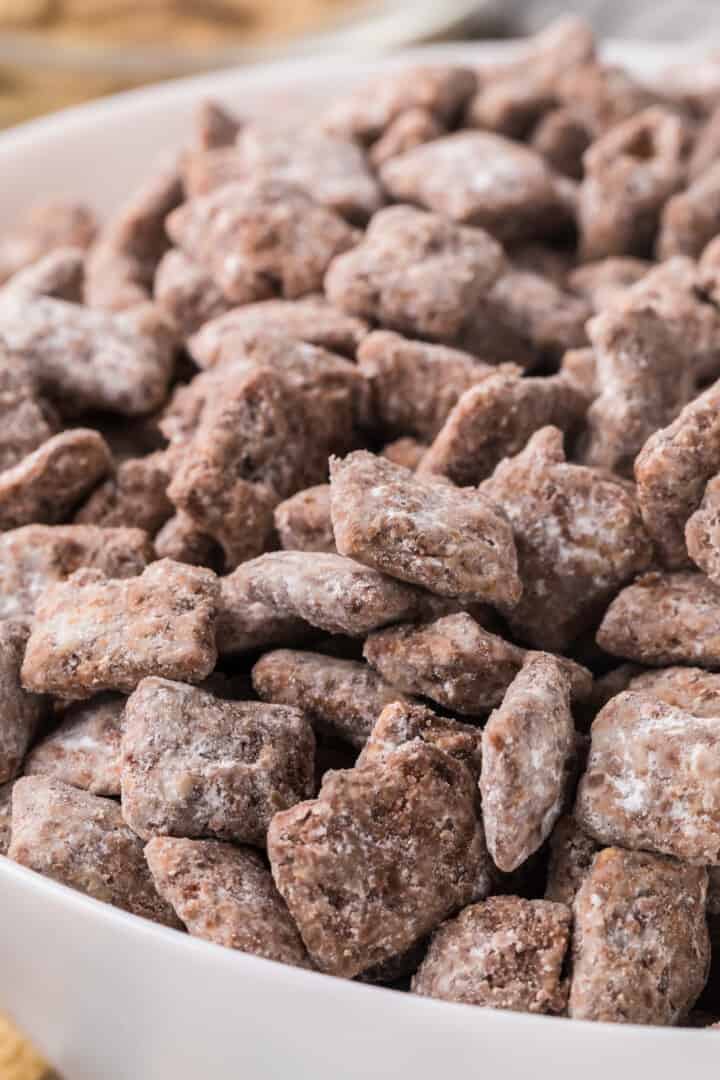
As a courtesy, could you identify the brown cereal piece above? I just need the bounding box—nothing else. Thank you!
[253,650,415,750]
[322,64,476,145]
[569,848,709,1025]
[154,513,221,569]
[0,292,174,416]
[419,371,588,488]
[4,246,85,303]
[188,295,367,366]
[0,429,112,531]
[531,107,592,180]
[364,612,591,717]
[576,691,720,863]
[575,663,642,731]
[181,146,248,199]
[0,351,57,473]
[456,296,540,370]
[357,700,483,781]
[568,256,652,312]
[481,655,574,873]
[122,677,314,846]
[0,781,12,855]
[0,524,153,620]
[193,100,242,151]
[233,551,423,638]
[0,200,96,285]
[688,102,720,180]
[659,161,720,259]
[545,816,599,906]
[233,124,383,224]
[578,107,687,260]
[329,451,521,607]
[145,837,310,966]
[555,61,659,137]
[274,486,334,554]
[267,740,489,978]
[635,379,720,567]
[325,204,504,342]
[381,438,427,472]
[0,620,46,785]
[357,330,514,442]
[21,559,219,697]
[74,451,173,534]
[368,108,443,169]
[153,249,230,338]
[24,694,124,797]
[412,896,571,1015]
[629,666,720,715]
[597,571,720,667]
[559,347,598,402]
[216,564,312,656]
[167,179,358,304]
[479,428,653,650]
[8,776,180,926]
[686,473,720,583]
[379,132,570,244]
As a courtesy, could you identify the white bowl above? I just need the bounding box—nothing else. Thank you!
[0,41,717,1079]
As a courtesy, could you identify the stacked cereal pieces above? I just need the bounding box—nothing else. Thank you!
[7,16,720,1029]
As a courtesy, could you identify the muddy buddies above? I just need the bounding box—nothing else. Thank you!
[7,13,720,1031]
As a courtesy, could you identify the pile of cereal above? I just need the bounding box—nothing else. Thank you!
[5,15,720,1029]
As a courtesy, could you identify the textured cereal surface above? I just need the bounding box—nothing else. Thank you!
[357,700,483,781]
[274,486,335,554]
[544,816,599,906]
[24,694,125,797]
[0,352,57,474]
[0,621,46,785]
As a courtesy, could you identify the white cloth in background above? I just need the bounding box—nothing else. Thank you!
[485,0,720,41]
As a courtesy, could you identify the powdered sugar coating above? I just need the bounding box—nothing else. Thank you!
[412,896,571,1015]
[24,693,124,797]
[0,620,46,784]
[358,700,483,781]
[153,249,230,338]
[74,451,173,534]
[0,351,57,473]
[576,690,720,863]
[545,816,599,906]
[252,650,413,750]
[330,451,521,607]
[216,564,312,656]
[267,740,489,978]
[629,666,720,715]
[21,559,219,697]
[274,486,334,554]
[8,775,180,927]
[686,473,720,584]
[368,108,443,168]
[3,246,85,303]
[0,201,96,286]
[488,270,590,357]
[122,678,314,846]
[568,256,652,312]
[145,837,311,967]
[569,848,709,1025]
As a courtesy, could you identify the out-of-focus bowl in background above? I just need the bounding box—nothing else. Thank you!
[0,0,488,126]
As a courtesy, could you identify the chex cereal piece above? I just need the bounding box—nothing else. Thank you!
[0,781,12,855]
[480,427,652,650]
[481,655,574,873]
[21,559,219,697]
[4,245,85,303]
[167,179,358,304]
[154,249,230,338]
[322,64,476,144]
[544,816,599,906]
[488,271,590,357]
[379,132,570,243]
[145,837,311,967]
[74,451,173,534]
[357,330,511,442]
[357,700,483,781]
[122,678,314,846]
[0,351,57,473]
[0,429,112,532]
[154,513,220,569]
[531,106,592,180]
[419,371,587,487]
[181,145,248,198]
[188,295,367,367]
[568,256,652,312]
[324,205,505,342]
[368,108,443,168]
[558,346,598,401]
[382,438,428,471]
[0,200,96,285]
[629,666,720,715]
[597,571,720,667]
[267,740,489,977]
[253,650,413,749]
[8,776,180,926]
[578,107,687,260]
[330,451,521,607]
[216,564,312,656]
[569,848,709,1024]
[0,291,174,416]
[688,103,720,181]
[635,378,720,567]
[364,612,591,716]
[555,60,657,136]
[412,896,571,1015]
[576,690,720,863]
[231,551,423,638]
[0,524,153,620]
[456,295,539,369]
[0,620,46,784]
[274,486,334,554]
[24,694,125,797]
[233,124,383,223]
[658,161,720,259]
[686,473,720,583]
[193,99,242,150]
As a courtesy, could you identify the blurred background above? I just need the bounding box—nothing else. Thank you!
[1,0,717,128]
